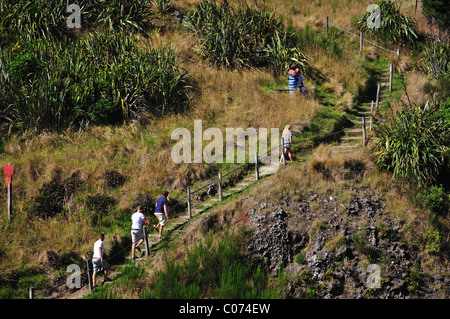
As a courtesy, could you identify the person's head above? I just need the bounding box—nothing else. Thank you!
[283,125,291,135]
[137,206,142,212]
[99,233,105,241]
[163,191,169,198]
[290,63,298,70]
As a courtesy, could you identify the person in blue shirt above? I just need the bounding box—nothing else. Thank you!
[154,191,169,239]
[288,63,307,95]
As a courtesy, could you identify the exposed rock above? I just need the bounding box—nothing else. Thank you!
[243,188,448,299]
[247,206,292,275]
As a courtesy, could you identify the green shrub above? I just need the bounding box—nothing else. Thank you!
[31,180,66,219]
[417,42,450,79]
[103,170,126,189]
[85,194,117,214]
[422,0,450,32]
[295,253,306,264]
[0,32,192,133]
[352,230,366,253]
[415,184,449,215]
[185,0,309,75]
[133,193,155,216]
[31,173,84,219]
[6,53,44,82]
[423,229,442,254]
[0,0,154,43]
[357,0,418,45]
[374,101,449,186]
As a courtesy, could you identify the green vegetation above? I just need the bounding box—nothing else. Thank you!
[0,33,191,133]
[374,101,449,187]
[0,0,449,300]
[140,235,280,299]
[185,0,309,75]
[417,42,450,79]
[357,0,419,45]
[422,0,450,31]
[0,0,153,43]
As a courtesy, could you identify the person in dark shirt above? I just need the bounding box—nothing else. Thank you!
[154,191,169,239]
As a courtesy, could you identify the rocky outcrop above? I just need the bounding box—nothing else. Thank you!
[244,188,450,299]
[247,206,292,275]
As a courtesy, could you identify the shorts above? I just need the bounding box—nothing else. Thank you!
[154,213,166,226]
[92,257,109,273]
[131,229,144,244]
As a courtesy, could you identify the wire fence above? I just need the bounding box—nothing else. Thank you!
[19,117,364,299]
[326,17,400,56]
[10,16,405,300]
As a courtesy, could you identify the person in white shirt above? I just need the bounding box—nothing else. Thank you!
[131,206,151,259]
[92,234,110,288]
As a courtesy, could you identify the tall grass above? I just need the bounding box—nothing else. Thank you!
[357,0,419,46]
[374,101,449,186]
[0,33,191,133]
[140,235,280,299]
[0,0,154,44]
[185,0,309,75]
[417,41,450,79]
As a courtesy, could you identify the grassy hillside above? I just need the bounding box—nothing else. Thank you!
[0,0,448,299]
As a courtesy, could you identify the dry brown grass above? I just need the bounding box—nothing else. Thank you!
[1,0,434,287]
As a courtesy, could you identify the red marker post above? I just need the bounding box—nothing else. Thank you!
[4,164,14,220]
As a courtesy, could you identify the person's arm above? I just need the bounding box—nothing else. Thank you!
[143,217,151,226]
[98,246,103,262]
[164,202,169,219]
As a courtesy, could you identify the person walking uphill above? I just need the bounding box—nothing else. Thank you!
[92,234,111,288]
[131,206,152,259]
[280,125,293,163]
[154,191,169,239]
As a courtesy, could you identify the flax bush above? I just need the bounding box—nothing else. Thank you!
[374,101,449,186]
[0,0,153,44]
[357,0,418,45]
[0,33,191,133]
[185,0,309,75]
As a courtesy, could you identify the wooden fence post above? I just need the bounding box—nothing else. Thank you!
[362,117,366,147]
[143,226,149,257]
[255,152,259,181]
[4,164,14,221]
[7,182,11,221]
[375,83,381,110]
[187,186,192,219]
[86,259,93,291]
[370,101,374,131]
[360,32,363,51]
[218,172,223,201]
[389,63,393,92]
[29,287,34,299]
[326,16,329,36]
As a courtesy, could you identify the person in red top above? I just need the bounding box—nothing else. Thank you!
[288,63,307,95]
